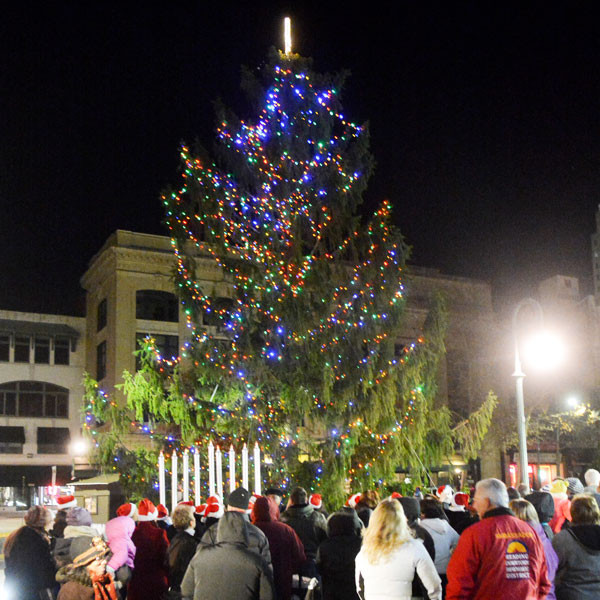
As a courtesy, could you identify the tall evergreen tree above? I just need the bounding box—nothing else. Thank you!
[84,49,496,504]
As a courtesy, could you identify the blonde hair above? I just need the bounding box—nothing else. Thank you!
[571,494,600,525]
[172,504,195,530]
[361,499,413,563]
[509,499,539,524]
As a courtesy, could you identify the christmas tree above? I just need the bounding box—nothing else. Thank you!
[84,45,496,504]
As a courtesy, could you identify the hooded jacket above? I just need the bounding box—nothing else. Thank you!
[316,511,362,600]
[128,521,170,600]
[419,517,459,574]
[181,511,275,600]
[552,523,600,599]
[252,496,306,600]
[280,503,328,560]
[105,516,136,572]
[446,507,551,600]
[167,528,198,592]
[549,493,571,533]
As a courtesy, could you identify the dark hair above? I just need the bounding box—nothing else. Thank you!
[420,498,445,519]
[290,487,308,505]
[507,487,521,501]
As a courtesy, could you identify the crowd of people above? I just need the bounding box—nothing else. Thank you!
[5,469,600,599]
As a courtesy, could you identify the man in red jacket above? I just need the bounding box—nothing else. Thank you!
[446,478,551,600]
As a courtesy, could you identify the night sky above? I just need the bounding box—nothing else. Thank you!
[2,3,600,316]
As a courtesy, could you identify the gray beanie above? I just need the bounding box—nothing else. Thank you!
[66,506,93,526]
[566,477,585,497]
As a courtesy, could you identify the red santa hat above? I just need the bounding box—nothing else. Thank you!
[448,492,469,512]
[346,493,362,508]
[204,496,224,520]
[137,498,159,522]
[56,495,77,509]
[116,502,137,519]
[178,500,195,507]
[247,493,261,513]
[309,494,322,509]
[157,503,169,520]
[436,485,454,503]
[389,491,403,500]
[195,503,207,518]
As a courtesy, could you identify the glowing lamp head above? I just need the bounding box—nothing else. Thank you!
[70,439,89,456]
[521,330,565,371]
[567,395,580,409]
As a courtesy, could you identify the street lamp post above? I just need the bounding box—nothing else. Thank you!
[512,298,545,490]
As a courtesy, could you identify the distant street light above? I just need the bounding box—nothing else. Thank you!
[70,438,89,456]
[512,298,564,489]
[567,395,580,409]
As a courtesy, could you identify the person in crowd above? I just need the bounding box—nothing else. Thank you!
[550,479,571,532]
[517,483,530,497]
[50,508,68,542]
[105,511,136,593]
[265,486,286,513]
[552,493,600,599]
[526,489,556,540]
[317,510,362,600]
[54,507,97,567]
[166,503,199,596]
[510,498,558,600]
[309,493,329,519]
[446,478,551,600]
[445,492,477,535]
[506,486,520,501]
[397,496,436,600]
[436,485,454,510]
[355,499,442,600]
[252,495,305,600]
[355,490,379,528]
[584,468,600,494]
[419,498,459,593]
[128,498,170,600]
[181,495,275,600]
[566,477,584,499]
[4,505,56,600]
[156,503,172,531]
[202,487,272,570]
[280,486,328,565]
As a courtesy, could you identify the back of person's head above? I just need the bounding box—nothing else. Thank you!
[476,478,509,508]
[397,497,420,524]
[585,469,600,488]
[24,505,53,530]
[66,506,93,527]
[507,487,520,501]
[172,504,195,530]
[571,494,600,525]
[290,487,308,506]
[525,491,555,523]
[517,483,530,497]
[362,500,413,563]
[327,510,361,537]
[420,498,445,519]
[356,490,379,509]
[566,477,585,498]
[509,499,539,524]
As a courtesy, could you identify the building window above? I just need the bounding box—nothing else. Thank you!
[37,427,70,454]
[34,336,50,364]
[0,381,69,418]
[135,333,179,369]
[54,336,70,365]
[0,335,9,362]
[0,426,24,454]
[97,341,107,381]
[14,336,30,363]
[136,290,178,322]
[97,298,107,331]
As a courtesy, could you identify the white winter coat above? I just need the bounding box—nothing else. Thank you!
[419,517,459,575]
[355,538,442,600]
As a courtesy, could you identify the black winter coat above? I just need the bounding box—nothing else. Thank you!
[280,504,328,560]
[4,526,56,600]
[316,512,362,600]
[166,530,198,591]
[181,512,275,600]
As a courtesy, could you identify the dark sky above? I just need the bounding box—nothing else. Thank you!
[2,2,600,316]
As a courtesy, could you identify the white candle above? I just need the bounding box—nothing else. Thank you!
[229,445,236,493]
[208,441,215,497]
[171,452,178,512]
[158,451,166,507]
[216,445,223,500]
[183,449,190,502]
[194,447,201,504]
[242,443,249,490]
[254,442,261,495]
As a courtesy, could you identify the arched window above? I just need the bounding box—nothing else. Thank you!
[136,290,179,322]
[0,381,69,418]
